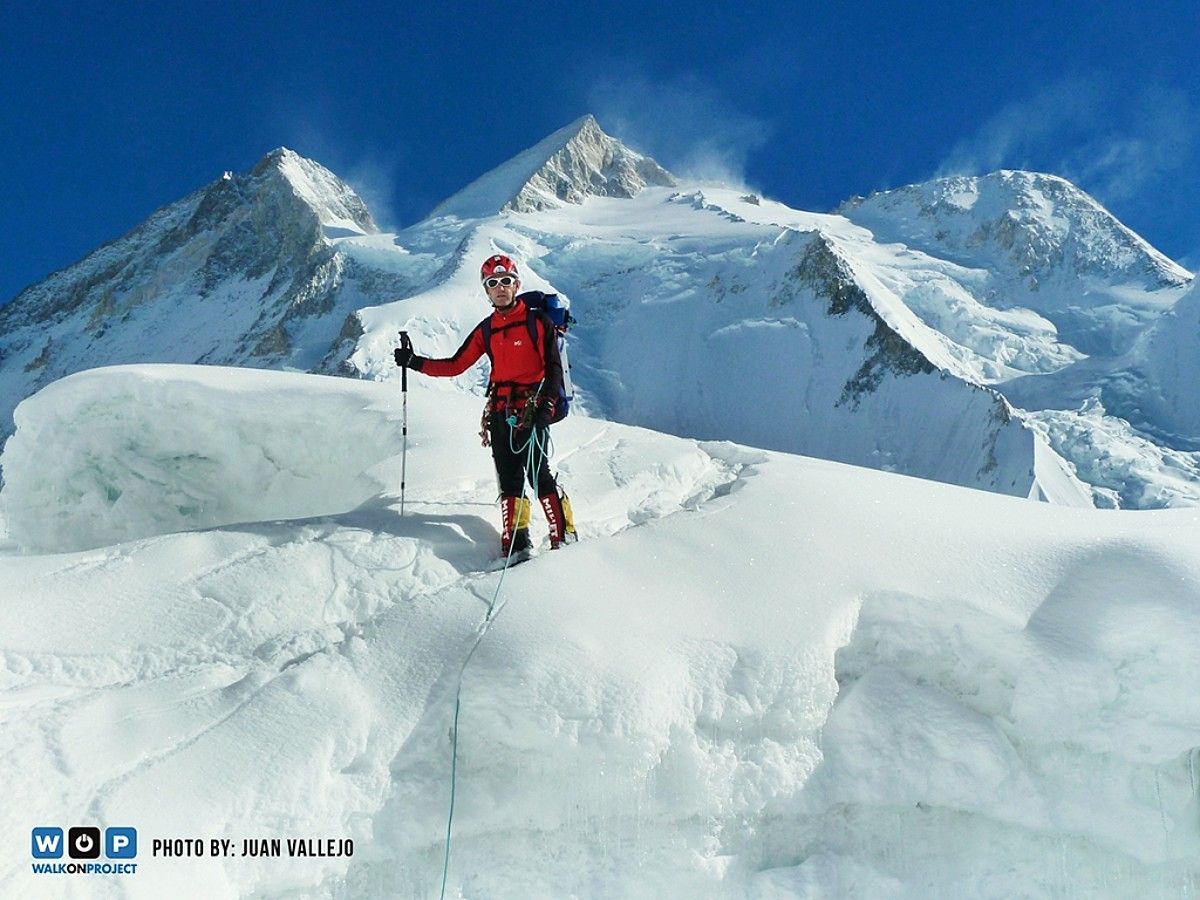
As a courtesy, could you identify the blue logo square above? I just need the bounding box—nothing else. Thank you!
[31,827,63,859]
[106,827,137,859]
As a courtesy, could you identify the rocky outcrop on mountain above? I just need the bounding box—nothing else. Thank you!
[428,115,676,219]
[790,234,937,407]
[783,231,1043,496]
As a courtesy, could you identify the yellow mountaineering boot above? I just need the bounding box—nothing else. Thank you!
[501,495,533,560]
[559,488,578,545]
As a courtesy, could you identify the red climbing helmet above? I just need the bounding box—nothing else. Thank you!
[480,254,519,282]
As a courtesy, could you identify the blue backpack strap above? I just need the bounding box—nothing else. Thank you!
[527,309,541,351]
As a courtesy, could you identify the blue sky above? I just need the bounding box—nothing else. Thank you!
[1,1,1197,302]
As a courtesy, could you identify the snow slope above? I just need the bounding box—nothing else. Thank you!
[1123,279,1200,447]
[2,365,1199,898]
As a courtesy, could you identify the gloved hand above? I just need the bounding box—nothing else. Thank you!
[533,397,556,428]
[394,346,425,370]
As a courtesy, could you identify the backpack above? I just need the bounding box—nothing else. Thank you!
[481,291,574,424]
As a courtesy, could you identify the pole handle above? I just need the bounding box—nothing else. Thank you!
[399,330,412,391]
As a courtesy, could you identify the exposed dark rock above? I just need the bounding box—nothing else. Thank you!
[790,235,937,408]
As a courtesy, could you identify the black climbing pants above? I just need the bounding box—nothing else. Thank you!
[489,414,556,497]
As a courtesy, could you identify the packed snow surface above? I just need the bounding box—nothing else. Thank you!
[2,365,1199,898]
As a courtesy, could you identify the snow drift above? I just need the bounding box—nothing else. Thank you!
[2,364,1199,898]
[0,366,403,552]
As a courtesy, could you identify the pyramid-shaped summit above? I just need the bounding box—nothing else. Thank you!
[251,147,378,234]
[429,115,676,220]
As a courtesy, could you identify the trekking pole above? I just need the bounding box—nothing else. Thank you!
[399,331,412,516]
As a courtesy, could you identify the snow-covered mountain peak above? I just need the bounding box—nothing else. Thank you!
[249,147,377,234]
[838,169,1192,359]
[841,169,1191,291]
[0,148,367,334]
[0,149,395,436]
[427,114,676,220]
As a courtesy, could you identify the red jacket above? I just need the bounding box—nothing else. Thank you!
[421,300,564,409]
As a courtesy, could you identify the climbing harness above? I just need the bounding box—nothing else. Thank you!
[479,381,542,446]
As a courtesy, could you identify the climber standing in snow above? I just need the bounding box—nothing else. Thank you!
[394,254,577,560]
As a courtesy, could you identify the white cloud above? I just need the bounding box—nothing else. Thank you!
[936,76,1105,177]
[1059,85,1194,203]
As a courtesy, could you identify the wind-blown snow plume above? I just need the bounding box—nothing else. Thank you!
[938,77,1197,213]
[588,72,771,188]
